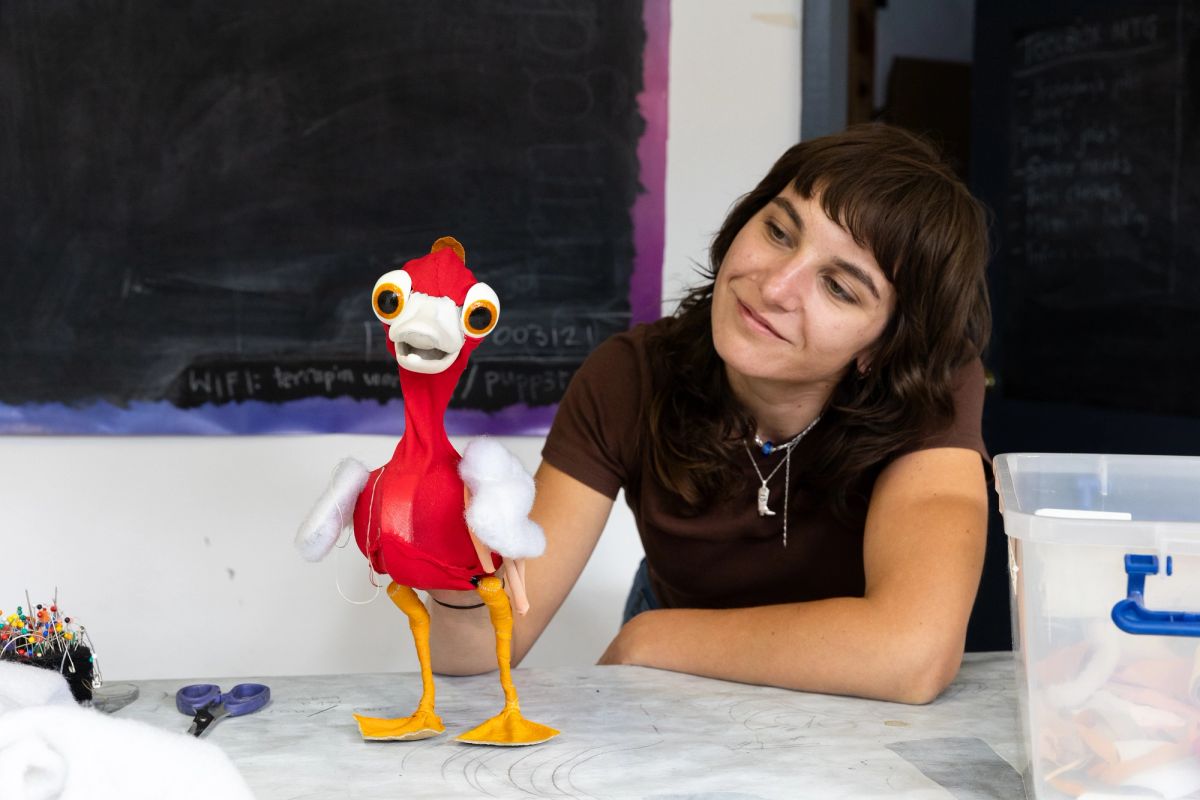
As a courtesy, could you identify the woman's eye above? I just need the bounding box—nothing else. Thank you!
[823,276,855,303]
[765,220,789,243]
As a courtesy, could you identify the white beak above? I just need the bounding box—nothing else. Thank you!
[388,293,464,374]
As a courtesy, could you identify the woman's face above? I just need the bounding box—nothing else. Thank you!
[711,186,896,392]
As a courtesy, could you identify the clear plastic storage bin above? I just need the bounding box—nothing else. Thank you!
[996,453,1200,800]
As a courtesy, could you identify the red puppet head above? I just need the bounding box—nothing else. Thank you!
[370,236,500,381]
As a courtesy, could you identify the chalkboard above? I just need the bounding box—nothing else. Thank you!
[984,0,1200,417]
[0,0,668,434]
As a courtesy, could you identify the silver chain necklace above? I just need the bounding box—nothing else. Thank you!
[743,414,822,547]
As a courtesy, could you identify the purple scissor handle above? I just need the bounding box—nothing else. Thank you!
[176,682,270,736]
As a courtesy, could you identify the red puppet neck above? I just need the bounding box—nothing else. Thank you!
[384,246,483,457]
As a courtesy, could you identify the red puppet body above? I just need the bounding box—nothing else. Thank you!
[352,247,500,590]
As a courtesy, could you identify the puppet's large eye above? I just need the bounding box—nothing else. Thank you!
[461,282,500,338]
[371,270,412,323]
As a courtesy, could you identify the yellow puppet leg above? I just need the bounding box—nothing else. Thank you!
[354,582,446,741]
[456,575,559,746]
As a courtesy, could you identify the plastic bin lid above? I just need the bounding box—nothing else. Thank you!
[994,453,1200,551]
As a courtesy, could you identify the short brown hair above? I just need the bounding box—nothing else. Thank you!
[647,124,992,515]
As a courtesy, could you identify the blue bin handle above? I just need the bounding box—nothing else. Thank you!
[1111,554,1200,637]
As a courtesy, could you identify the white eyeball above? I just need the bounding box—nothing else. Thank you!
[371,270,412,324]
[461,282,500,338]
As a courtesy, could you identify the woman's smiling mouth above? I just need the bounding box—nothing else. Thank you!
[737,299,788,342]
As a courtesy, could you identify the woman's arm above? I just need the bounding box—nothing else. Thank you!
[597,446,988,704]
[429,462,616,675]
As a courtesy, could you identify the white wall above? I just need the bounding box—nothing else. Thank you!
[0,0,801,681]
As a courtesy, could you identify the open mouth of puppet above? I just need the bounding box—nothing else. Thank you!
[397,342,450,361]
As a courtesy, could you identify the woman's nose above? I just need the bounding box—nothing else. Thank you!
[759,258,809,311]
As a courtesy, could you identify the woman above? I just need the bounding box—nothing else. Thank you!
[429,124,991,704]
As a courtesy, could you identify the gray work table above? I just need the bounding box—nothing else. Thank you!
[120,652,1026,799]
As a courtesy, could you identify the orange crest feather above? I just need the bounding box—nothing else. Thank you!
[430,236,466,264]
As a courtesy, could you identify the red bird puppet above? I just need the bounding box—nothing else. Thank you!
[296,236,558,746]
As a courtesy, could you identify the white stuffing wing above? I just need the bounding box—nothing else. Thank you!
[459,438,545,559]
[295,458,370,562]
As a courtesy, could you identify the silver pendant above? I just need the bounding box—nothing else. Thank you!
[757,484,775,517]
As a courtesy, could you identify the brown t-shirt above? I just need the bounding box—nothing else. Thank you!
[542,319,988,610]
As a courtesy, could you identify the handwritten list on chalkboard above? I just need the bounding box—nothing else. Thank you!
[0,0,668,434]
[1002,2,1200,416]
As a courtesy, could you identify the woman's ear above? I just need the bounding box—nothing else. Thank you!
[855,336,887,377]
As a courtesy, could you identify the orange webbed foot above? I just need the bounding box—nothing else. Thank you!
[354,709,446,741]
[456,705,559,747]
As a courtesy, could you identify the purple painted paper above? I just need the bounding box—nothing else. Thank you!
[0,397,557,437]
[630,0,670,328]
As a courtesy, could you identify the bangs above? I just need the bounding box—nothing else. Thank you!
[790,144,965,286]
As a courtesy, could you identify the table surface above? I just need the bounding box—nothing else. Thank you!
[119,652,1027,800]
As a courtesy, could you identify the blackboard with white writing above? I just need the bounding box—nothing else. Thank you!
[0,0,665,432]
[985,0,1200,416]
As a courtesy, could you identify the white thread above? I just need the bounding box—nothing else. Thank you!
[334,498,351,548]
[333,466,384,606]
[365,466,386,588]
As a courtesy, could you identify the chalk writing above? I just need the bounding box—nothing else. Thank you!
[1015,12,1165,77]
[480,368,575,406]
[1008,7,1178,302]
[173,363,365,405]
[490,322,593,351]
[1018,24,1104,71]
[273,366,357,394]
[186,369,264,402]
[168,358,585,411]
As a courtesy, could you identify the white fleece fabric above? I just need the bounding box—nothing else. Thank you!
[295,457,370,561]
[0,662,254,800]
[0,661,75,715]
[458,437,546,559]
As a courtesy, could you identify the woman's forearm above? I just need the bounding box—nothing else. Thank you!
[599,597,965,704]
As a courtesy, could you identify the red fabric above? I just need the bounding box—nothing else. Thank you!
[352,244,501,591]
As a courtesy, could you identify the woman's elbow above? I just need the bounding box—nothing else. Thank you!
[886,642,965,705]
[430,635,533,677]
[431,660,494,678]
[429,640,502,677]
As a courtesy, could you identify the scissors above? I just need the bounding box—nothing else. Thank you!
[175,683,270,737]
